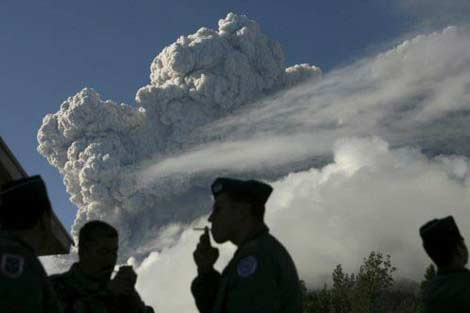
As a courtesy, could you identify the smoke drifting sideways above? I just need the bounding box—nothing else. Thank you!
[137,26,470,313]
[141,26,470,184]
[38,13,470,313]
[37,13,321,257]
[134,137,470,313]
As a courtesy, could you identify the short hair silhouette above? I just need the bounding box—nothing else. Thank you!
[78,220,118,249]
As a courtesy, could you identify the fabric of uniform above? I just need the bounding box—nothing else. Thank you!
[422,268,470,313]
[0,231,63,313]
[50,263,154,313]
[191,225,303,313]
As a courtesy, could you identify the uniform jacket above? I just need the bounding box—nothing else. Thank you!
[49,263,154,313]
[0,231,63,313]
[191,225,303,313]
[422,268,470,313]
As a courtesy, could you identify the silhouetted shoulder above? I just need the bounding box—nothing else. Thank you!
[423,269,470,313]
[0,233,61,313]
[234,232,303,313]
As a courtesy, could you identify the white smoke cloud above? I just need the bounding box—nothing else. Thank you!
[37,12,470,313]
[37,13,321,256]
[133,137,470,313]
[141,26,470,182]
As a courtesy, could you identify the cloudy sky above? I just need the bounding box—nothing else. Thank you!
[2,1,470,312]
[1,0,462,229]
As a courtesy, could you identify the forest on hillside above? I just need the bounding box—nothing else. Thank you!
[302,252,436,313]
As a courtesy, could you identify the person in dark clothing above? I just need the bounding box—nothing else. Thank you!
[49,220,154,313]
[419,215,470,313]
[191,177,303,313]
[0,175,63,313]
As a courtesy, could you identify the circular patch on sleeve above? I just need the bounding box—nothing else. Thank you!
[1,254,24,279]
[237,256,258,277]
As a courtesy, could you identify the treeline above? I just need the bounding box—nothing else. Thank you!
[301,252,437,313]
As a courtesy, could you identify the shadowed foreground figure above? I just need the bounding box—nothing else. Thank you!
[0,176,63,313]
[50,221,154,313]
[191,177,303,313]
[419,216,470,313]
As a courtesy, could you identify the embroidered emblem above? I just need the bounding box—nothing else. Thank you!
[212,182,223,194]
[237,256,258,277]
[1,254,24,278]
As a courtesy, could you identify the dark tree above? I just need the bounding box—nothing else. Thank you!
[301,251,427,313]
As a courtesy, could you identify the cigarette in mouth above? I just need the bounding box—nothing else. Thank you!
[193,227,210,231]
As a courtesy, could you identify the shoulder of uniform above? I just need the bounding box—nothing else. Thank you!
[0,253,27,279]
[49,270,81,301]
[0,235,18,244]
[0,236,36,260]
[0,236,26,251]
[49,269,77,291]
[49,272,65,281]
[232,236,278,278]
[238,234,271,257]
[49,269,73,283]
[248,232,281,252]
[241,239,259,253]
[262,233,289,254]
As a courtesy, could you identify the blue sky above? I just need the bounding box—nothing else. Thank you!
[0,0,436,230]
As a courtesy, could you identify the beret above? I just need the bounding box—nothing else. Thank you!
[420,216,463,247]
[211,177,273,205]
[0,175,52,229]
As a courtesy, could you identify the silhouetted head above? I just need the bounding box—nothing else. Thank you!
[78,220,118,281]
[0,176,54,253]
[0,175,52,231]
[208,177,272,244]
[420,216,468,270]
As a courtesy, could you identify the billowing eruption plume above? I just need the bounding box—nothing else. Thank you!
[37,13,321,257]
[38,13,470,313]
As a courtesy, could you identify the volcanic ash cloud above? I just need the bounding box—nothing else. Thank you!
[37,14,470,313]
[133,137,470,313]
[37,13,321,257]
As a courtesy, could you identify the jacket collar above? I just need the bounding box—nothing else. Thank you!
[234,223,269,257]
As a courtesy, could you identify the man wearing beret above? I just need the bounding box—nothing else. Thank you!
[191,177,303,313]
[419,216,470,313]
[0,176,63,313]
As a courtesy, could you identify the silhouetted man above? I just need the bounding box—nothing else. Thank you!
[50,220,154,313]
[191,177,303,313]
[419,216,470,313]
[0,175,63,313]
